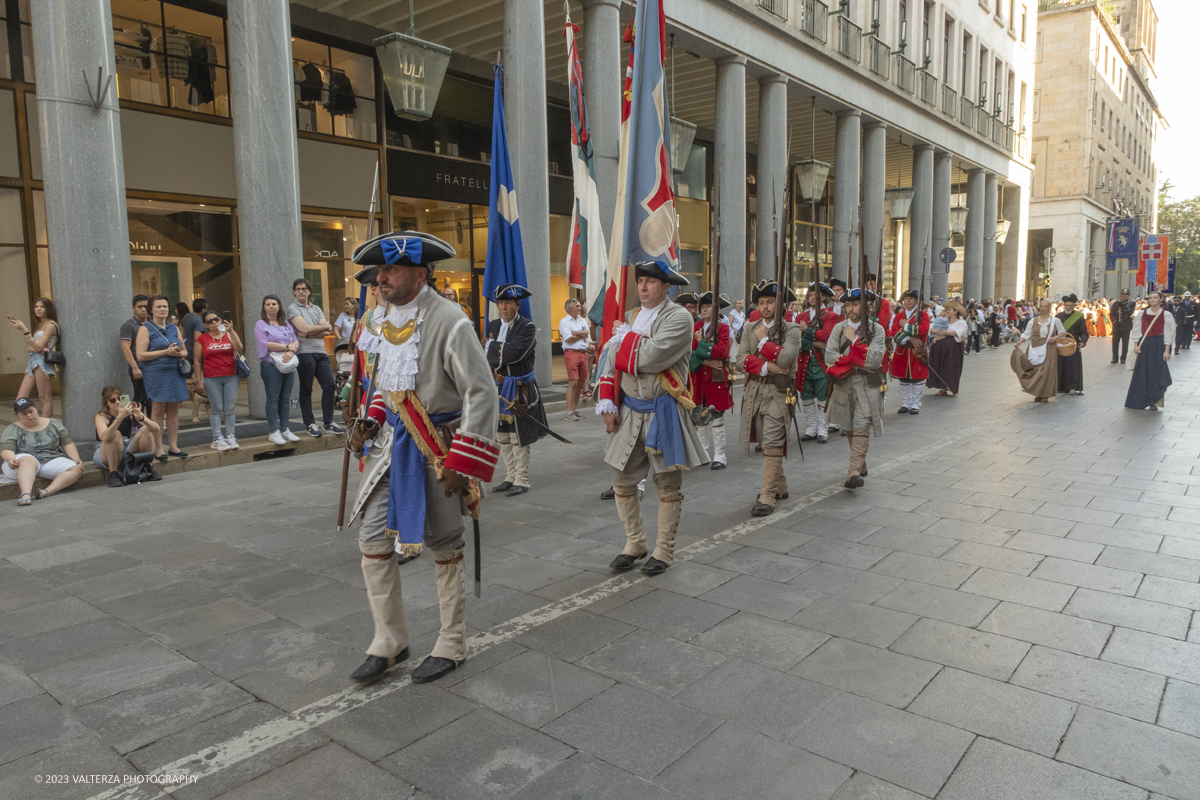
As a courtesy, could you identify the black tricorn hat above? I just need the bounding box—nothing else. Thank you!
[697,292,730,310]
[828,278,848,291]
[493,283,532,302]
[751,279,798,304]
[674,292,699,306]
[352,231,456,284]
[900,288,920,301]
[633,259,690,286]
[1063,294,1079,303]
[845,288,879,303]
[808,281,834,298]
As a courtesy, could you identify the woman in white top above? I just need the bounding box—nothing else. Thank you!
[1125,290,1174,410]
[333,297,357,347]
[1010,299,1067,402]
[927,301,968,396]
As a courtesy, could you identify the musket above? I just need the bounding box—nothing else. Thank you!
[709,184,721,344]
[337,161,380,531]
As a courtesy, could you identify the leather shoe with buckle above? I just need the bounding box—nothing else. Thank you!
[844,475,865,489]
[411,655,462,684]
[600,487,616,500]
[641,557,669,575]
[494,481,513,493]
[506,485,528,496]
[610,552,645,571]
[751,501,775,517]
[711,462,726,470]
[350,647,410,684]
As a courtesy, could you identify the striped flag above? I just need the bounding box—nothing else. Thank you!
[564,11,608,302]
[599,0,678,345]
[482,64,532,323]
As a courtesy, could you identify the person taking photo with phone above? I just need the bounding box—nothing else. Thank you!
[7,297,61,419]
[93,386,161,486]
[194,311,245,451]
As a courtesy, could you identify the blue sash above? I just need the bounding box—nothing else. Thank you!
[496,370,536,419]
[385,407,460,552]
[623,395,686,468]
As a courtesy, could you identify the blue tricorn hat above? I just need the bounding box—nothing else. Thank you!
[751,279,798,304]
[352,231,456,284]
[633,259,690,286]
[808,281,834,298]
[845,288,879,302]
[493,283,533,302]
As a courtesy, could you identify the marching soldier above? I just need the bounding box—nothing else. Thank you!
[825,288,887,489]
[484,284,547,496]
[344,231,500,686]
[736,279,802,517]
[691,292,734,470]
[888,289,930,415]
[794,282,838,443]
[829,278,848,318]
[675,292,699,320]
[596,260,708,576]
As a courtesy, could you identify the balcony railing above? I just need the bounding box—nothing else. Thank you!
[920,72,938,106]
[836,16,862,62]
[868,36,890,79]
[801,0,828,42]
[758,0,788,20]
[1004,126,1015,151]
[942,85,958,116]
[992,118,1004,144]
[977,111,991,136]
[960,98,975,128]
[896,55,914,93]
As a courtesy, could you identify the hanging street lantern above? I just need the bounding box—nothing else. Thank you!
[795,159,831,202]
[949,205,969,234]
[886,186,915,221]
[373,2,452,122]
[995,218,1011,245]
[670,117,697,173]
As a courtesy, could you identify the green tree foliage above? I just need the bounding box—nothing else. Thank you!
[1157,180,1200,293]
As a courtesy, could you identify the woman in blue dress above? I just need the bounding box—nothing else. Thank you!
[135,294,190,460]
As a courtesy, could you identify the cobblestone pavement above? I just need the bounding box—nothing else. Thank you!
[2,340,1199,800]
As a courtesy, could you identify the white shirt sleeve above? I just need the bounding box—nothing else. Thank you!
[558,316,571,344]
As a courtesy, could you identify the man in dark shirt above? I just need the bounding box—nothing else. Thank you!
[181,299,208,366]
[1109,289,1135,364]
[119,295,150,406]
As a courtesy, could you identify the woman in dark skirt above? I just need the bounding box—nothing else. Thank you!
[1125,290,1174,411]
[928,301,968,396]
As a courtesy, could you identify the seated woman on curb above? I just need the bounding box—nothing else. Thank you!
[1,397,84,506]
[93,385,161,487]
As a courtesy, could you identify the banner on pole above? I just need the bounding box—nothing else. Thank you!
[481,64,532,324]
[1106,217,1137,272]
[563,12,608,305]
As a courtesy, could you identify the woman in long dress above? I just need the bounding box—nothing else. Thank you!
[928,301,968,396]
[1125,290,1174,411]
[1096,302,1110,337]
[1085,303,1098,338]
[1010,299,1066,402]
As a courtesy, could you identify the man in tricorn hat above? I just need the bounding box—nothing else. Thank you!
[484,284,546,496]
[1056,294,1088,396]
[344,231,500,686]
[888,288,930,414]
[794,281,838,444]
[674,292,700,321]
[826,288,887,490]
[828,278,848,319]
[691,291,734,469]
[737,279,802,517]
[596,259,708,576]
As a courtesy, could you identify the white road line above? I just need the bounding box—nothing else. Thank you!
[86,418,998,800]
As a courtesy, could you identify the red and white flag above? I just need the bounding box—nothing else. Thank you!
[564,11,608,300]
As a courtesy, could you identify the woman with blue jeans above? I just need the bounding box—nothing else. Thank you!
[254,295,300,445]
[194,311,245,451]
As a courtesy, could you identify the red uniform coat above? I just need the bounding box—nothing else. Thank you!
[690,319,733,411]
[888,307,930,381]
[793,307,839,389]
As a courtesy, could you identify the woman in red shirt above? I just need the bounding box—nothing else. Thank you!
[194,311,245,451]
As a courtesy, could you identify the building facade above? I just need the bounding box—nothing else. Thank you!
[2,0,1034,441]
[1028,0,1164,300]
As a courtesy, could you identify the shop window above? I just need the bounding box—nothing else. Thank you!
[0,89,18,177]
[302,214,375,325]
[1,0,34,82]
[1,188,30,386]
[110,0,230,117]
[0,4,10,81]
[386,75,491,160]
[293,38,377,142]
[677,144,708,201]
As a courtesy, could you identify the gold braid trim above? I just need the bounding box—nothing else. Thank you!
[657,368,697,411]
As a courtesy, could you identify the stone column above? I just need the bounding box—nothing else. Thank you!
[832,110,861,284]
[229,0,304,419]
[908,142,934,294]
[983,173,999,300]
[931,151,952,298]
[755,75,788,283]
[1001,185,1025,300]
[963,169,985,302]
[715,56,747,299]
[861,120,887,285]
[581,0,621,242]
[505,0,552,386]
[31,0,131,443]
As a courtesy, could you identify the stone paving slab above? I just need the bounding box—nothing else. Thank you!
[1,343,1200,799]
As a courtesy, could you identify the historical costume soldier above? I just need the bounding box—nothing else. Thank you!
[736,279,802,517]
[1110,289,1136,364]
[794,282,838,443]
[828,278,848,318]
[345,231,500,686]
[888,289,930,414]
[596,260,708,576]
[691,292,734,469]
[674,292,699,321]
[484,284,547,496]
[1172,292,1195,354]
[1056,294,1089,396]
[825,289,887,489]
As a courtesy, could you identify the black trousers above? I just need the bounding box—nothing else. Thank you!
[1112,330,1131,362]
[297,352,336,427]
[128,367,149,408]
